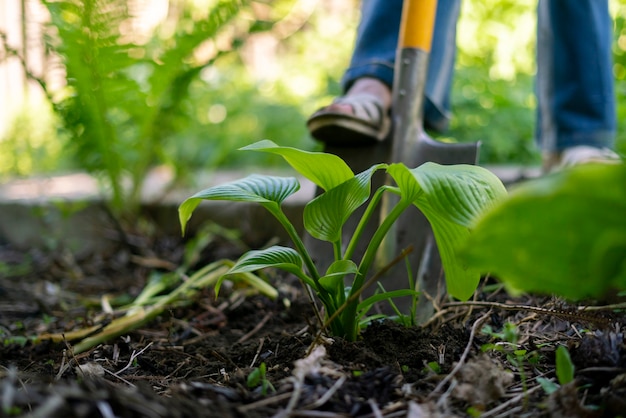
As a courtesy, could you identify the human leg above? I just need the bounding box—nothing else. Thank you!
[308,0,461,144]
[536,0,617,168]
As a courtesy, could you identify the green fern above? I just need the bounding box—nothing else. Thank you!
[44,0,131,210]
[42,0,249,216]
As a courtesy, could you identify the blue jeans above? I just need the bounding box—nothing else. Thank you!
[342,0,616,151]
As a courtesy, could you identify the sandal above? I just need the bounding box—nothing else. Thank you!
[306,93,391,146]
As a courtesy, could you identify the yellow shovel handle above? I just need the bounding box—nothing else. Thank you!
[399,0,437,51]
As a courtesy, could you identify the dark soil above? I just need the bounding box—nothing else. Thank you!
[1,229,625,417]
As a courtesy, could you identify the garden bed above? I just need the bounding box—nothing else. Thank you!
[1,226,625,418]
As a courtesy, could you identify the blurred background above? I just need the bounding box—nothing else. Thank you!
[1,0,625,213]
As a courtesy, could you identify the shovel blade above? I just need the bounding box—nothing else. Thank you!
[386,132,479,322]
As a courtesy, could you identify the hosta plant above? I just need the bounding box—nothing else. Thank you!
[463,161,626,299]
[179,140,507,340]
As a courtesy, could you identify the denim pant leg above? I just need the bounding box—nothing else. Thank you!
[536,0,616,152]
[342,0,461,132]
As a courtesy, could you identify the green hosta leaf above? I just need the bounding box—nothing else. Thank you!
[463,163,626,299]
[325,259,359,277]
[319,260,359,296]
[408,162,507,226]
[225,245,313,288]
[304,164,387,242]
[386,163,424,202]
[228,246,303,275]
[387,163,507,300]
[431,213,478,300]
[179,175,299,234]
[241,140,354,190]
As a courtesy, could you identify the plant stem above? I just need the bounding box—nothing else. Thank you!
[343,187,387,261]
[271,209,336,315]
[333,240,342,262]
[272,209,320,282]
[356,198,411,290]
[318,245,413,337]
[342,198,411,341]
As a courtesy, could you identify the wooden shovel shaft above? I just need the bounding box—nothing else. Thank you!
[391,0,438,162]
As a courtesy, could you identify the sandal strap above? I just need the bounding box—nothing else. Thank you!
[331,93,386,126]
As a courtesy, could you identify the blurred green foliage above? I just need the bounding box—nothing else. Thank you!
[453,0,626,162]
[450,0,538,164]
[1,0,625,200]
[463,162,626,300]
[0,100,66,175]
[612,6,626,156]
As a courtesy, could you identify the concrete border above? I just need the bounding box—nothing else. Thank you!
[0,166,540,257]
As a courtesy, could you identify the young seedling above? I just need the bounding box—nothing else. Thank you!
[538,344,576,395]
[180,140,506,341]
[247,362,275,395]
[481,322,541,401]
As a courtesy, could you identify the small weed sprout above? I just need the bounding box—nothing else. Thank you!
[555,345,575,385]
[537,345,576,394]
[481,322,541,398]
[247,363,275,395]
[180,141,506,340]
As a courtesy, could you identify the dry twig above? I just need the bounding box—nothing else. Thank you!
[237,312,272,344]
[443,301,612,327]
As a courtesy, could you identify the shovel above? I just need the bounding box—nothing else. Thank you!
[308,0,479,322]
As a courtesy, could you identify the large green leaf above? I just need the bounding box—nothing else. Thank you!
[228,246,303,275]
[304,164,387,242]
[463,163,626,299]
[385,163,424,202]
[387,163,507,300]
[179,174,299,234]
[420,208,480,300]
[409,162,507,226]
[241,140,354,190]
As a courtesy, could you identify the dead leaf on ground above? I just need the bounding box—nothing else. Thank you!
[452,354,514,407]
